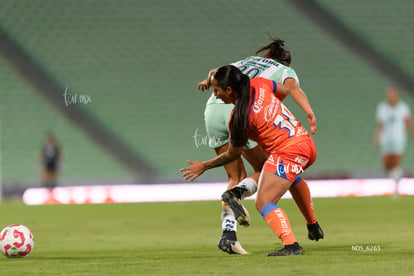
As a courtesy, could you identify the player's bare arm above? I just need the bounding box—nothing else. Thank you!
[283,78,317,134]
[197,79,210,91]
[406,118,414,140]
[197,68,218,91]
[374,122,383,147]
[181,143,242,181]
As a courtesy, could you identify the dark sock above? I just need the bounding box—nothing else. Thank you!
[222,230,237,240]
[230,187,243,199]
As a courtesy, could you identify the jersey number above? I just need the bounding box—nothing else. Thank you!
[273,104,297,137]
[238,65,261,78]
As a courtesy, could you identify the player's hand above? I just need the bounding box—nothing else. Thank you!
[307,113,317,135]
[197,79,210,91]
[180,160,206,181]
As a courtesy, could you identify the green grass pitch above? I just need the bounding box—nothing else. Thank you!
[0,196,413,275]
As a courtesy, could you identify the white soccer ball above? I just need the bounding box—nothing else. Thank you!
[0,224,35,257]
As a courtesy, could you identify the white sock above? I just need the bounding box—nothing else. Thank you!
[235,178,258,199]
[388,167,403,194]
[221,209,237,232]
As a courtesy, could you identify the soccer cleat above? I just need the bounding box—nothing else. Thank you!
[267,242,304,256]
[307,222,324,241]
[217,236,249,255]
[221,189,250,227]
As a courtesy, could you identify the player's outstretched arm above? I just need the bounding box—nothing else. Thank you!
[181,144,242,181]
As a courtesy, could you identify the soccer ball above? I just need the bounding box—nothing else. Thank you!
[0,224,35,257]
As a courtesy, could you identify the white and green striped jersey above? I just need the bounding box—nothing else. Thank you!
[377,101,411,143]
[207,56,299,105]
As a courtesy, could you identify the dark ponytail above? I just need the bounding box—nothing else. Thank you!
[213,65,250,147]
[256,35,291,66]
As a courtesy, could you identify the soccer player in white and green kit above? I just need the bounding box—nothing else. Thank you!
[196,36,323,255]
[375,87,414,196]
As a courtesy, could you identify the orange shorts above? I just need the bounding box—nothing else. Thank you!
[262,138,317,182]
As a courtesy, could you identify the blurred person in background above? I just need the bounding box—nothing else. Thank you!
[375,87,414,196]
[196,36,323,254]
[39,132,62,190]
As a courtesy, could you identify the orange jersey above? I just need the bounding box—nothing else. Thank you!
[244,77,310,154]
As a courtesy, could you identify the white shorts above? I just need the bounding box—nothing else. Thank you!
[380,138,406,155]
[204,103,257,149]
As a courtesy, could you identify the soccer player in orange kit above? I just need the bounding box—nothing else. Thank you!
[181,65,317,256]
